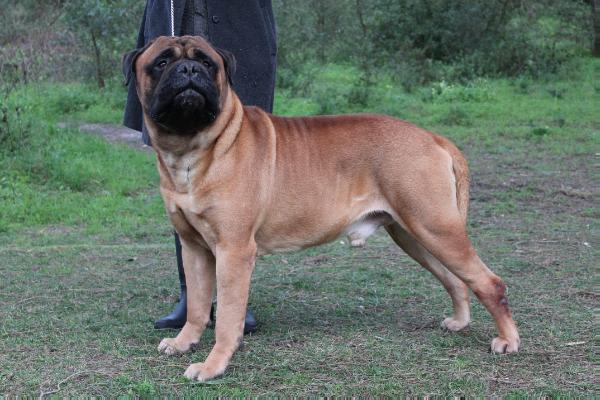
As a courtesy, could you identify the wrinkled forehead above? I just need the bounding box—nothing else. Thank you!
[137,36,221,68]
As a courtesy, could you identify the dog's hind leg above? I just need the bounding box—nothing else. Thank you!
[385,222,470,331]
[403,216,519,353]
[384,141,519,353]
[158,240,216,355]
[387,187,520,354]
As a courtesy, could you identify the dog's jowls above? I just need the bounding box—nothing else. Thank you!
[123,36,520,382]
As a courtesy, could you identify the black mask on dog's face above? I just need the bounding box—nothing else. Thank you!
[145,47,222,135]
[122,37,236,136]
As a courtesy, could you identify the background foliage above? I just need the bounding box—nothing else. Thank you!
[0,0,596,90]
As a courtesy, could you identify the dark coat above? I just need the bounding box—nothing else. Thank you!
[123,0,277,145]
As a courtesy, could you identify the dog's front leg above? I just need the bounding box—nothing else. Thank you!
[158,239,215,355]
[184,241,256,381]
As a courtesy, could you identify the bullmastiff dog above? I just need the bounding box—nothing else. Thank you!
[123,36,520,381]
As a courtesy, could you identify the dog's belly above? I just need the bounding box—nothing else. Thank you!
[254,200,394,255]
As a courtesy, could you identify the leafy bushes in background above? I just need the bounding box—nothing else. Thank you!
[0,0,143,87]
[1,0,592,92]
[274,0,593,97]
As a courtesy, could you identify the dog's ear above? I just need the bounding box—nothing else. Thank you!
[214,46,237,85]
[122,48,140,86]
[122,39,155,86]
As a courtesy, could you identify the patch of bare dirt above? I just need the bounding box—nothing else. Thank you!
[60,122,152,152]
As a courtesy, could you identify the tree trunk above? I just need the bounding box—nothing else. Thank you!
[354,0,373,105]
[90,29,105,88]
[314,0,326,63]
[594,0,600,57]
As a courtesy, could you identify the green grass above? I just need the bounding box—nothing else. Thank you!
[0,58,598,396]
[275,58,598,152]
[0,79,167,244]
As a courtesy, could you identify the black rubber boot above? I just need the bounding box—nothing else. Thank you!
[154,233,258,334]
[243,308,258,334]
[154,233,187,329]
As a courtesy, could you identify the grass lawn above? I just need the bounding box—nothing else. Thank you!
[0,59,598,396]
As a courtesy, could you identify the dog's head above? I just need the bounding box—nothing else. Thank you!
[123,36,236,135]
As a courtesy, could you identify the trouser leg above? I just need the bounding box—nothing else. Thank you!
[154,233,188,329]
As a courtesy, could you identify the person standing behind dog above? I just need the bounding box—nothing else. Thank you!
[123,0,277,332]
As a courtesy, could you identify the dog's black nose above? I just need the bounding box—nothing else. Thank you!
[176,60,201,78]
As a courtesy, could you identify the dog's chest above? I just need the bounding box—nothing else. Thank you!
[160,186,217,248]
[162,150,202,192]
[159,151,219,247]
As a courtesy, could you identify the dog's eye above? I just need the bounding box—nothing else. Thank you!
[157,60,168,68]
[202,60,211,68]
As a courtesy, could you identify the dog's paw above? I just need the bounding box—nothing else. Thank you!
[441,317,470,332]
[157,337,197,355]
[184,362,225,382]
[490,336,520,354]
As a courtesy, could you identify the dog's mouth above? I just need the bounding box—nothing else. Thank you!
[149,83,207,122]
[174,80,202,95]
[176,87,201,97]
[173,81,205,98]
[173,87,205,107]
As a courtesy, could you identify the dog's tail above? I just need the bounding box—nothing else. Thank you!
[436,135,470,223]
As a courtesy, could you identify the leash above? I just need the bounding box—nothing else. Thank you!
[170,0,175,36]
